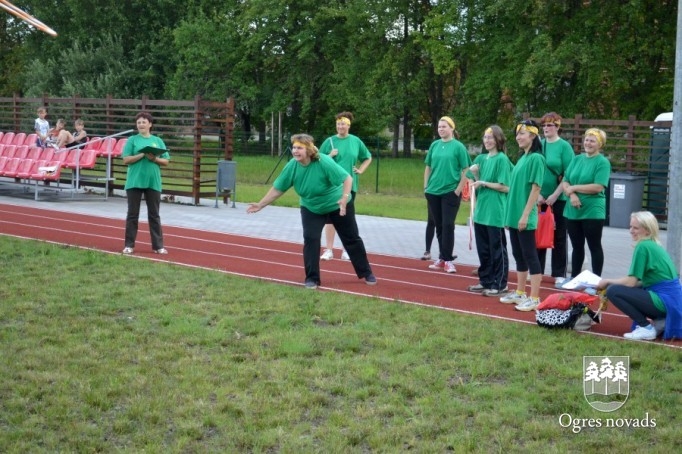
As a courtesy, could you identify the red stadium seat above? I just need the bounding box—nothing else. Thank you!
[26,146,43,161]
[2,145,17,158]
[13,145,30,160]
[95,137,117,157]
[24,133,38,146]
[0,132,15,145]
[16,159,43,180]
[31,160,62,182]
[1,158,21,177]
[11,132,26,146]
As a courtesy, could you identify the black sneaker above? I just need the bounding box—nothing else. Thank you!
[364,274,377,286]
[304,279,318,289]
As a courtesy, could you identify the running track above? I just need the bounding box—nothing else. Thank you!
[1,202,679,349]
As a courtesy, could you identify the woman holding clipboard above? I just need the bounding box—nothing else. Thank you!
[121,111,170,255]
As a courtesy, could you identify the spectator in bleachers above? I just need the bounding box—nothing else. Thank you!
[46,119,67,148]
[121,111,170,255]
[55,118,88,148]
[34,107,50,147]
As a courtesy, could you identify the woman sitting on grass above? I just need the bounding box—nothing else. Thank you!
[597,211,682,341]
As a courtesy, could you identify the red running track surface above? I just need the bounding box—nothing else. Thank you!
[1,203,679,348]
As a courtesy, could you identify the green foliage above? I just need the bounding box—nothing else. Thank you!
[1,0,675,139]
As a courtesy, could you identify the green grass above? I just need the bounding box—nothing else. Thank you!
[0,237,679,452]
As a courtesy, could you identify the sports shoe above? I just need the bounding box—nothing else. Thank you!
[444,261,457,273]
[304,279,318,289]
[420,251,431,261]
[652,319,666,336]
[320,249,334,261]
[623,324,656,340]
[122,247,134,254]
[481,288,500,297]
[554,277,567,289]
[514,297,539,312]
[499,291,526,304]
[364,274,377,285]
[154,248,168,255]
[428,259,445,270]
[341,250,350,260]
[467,284,485,292]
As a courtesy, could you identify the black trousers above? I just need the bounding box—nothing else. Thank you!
[537,200,567,278]
[474,222,509,290]
[606,284,666,327]
[125,188,164,250]
[566,218,604,277]
[425,191,461,262]
[301,204,373,285]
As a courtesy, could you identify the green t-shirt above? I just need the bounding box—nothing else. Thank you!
[540,138,574,200]
[562,153,611,220]
[424,138,471,196]
[629,239,680,312]
[122,134,169,192]
[473,152,513,228]
[504,151,545,230]
[273,153,350,215]
[319,134,371,193]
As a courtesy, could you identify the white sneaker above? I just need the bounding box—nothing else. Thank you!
[514,297,539,312]
[623,324,657,340]
[320,249,334,261]
[341,250,349,260]
[499,291,526,304]
[652,319,666,336]
[444,261,457,273]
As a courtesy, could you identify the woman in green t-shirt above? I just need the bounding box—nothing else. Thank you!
[499,120,545,311]
[538,112,575,286]
[597,211,682,341]
[561,128,611,278]
[121,111,170,255]
[247,133,376,289]
[467,125,512,296]
[318,112,373,261]
[423,116,471,274]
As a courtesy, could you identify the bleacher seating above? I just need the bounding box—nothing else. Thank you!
[11,133,27,146]
[0,134,127,200]
[0,132,15,145]
[24,133,38,147]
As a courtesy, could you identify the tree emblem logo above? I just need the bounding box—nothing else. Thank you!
[583,356,629,412]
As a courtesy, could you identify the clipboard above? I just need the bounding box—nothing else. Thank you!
[139,146,169,156]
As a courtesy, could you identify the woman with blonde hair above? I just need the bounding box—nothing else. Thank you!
[561,128,611,278]
[248,134,376,289]
[319,111,372,261]
[597,211,682,340]
[423,116,471,274]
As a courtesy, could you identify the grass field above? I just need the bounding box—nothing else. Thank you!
[0,237,679,452]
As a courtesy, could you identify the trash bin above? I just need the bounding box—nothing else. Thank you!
[648,112,672,221]
[608,172,646,228]
[215,160,236,208]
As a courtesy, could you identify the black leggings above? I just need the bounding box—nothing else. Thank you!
[508,228,542,275]
[566,219,604,277]
[606,285,666,327]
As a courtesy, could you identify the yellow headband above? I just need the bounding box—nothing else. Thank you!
[337,117,351,126]
[484,127,493,135]
[516,123,539,136]
[292,141,306,149]
[585,128,605,147]
[440,116,455,129]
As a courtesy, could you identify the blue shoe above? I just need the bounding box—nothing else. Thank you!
[364,274,377,286]
[304,279,318,289]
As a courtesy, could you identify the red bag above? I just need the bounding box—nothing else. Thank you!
[535,205,555,249]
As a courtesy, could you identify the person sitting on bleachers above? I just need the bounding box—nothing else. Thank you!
[58,119,88,148]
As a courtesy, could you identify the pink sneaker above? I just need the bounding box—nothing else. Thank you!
[444,261,457,273]
[428,259,445,270]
